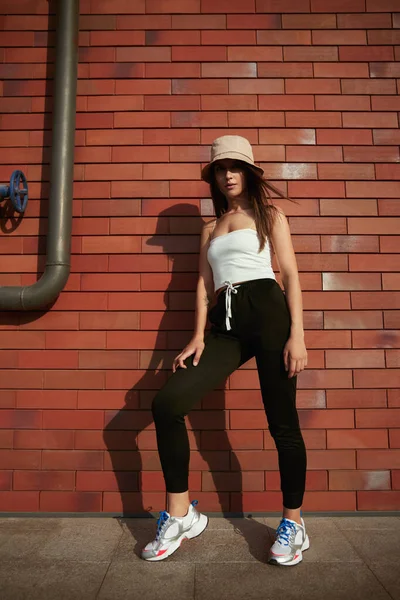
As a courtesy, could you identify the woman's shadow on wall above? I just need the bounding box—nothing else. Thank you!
[103,203,271,561]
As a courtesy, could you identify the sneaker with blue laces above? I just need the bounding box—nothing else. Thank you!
[268,516,310,566]
[141,499,208,561]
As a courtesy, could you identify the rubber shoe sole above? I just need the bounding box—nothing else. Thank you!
[142,512,209,562]
[268,534,310,567]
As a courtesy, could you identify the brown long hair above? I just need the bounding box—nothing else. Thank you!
[209,163,300,253]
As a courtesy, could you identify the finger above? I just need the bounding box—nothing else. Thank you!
[193,349,203,366]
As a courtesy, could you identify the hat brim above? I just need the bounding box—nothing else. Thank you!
[201,154,264,183]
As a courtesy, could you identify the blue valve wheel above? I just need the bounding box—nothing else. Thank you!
[0,170,28,213]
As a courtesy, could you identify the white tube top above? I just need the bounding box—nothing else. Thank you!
[207,228,276,329]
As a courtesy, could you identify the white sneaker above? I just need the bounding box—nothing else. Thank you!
[268,516,310,566]
[141,499,208,561]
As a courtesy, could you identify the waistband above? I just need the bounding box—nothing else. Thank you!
[218,278,278,331]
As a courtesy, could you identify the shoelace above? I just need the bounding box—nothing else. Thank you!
[275,518,297,546]
[155,510,170,540]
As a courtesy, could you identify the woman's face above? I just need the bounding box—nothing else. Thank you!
[213,159,246,199]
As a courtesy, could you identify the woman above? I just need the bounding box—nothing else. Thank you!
[141,135,309,566]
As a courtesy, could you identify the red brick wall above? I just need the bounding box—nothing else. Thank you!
[0,0,399,514]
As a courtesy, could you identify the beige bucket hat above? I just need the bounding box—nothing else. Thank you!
[201,135,264,183]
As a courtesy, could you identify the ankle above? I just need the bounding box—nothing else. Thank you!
[168,505,190,518]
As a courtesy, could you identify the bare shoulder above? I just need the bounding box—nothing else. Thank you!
[201,218,218,243]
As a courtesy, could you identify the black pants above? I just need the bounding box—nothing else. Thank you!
[152,277,307,509]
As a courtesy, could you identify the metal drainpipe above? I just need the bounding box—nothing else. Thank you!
[0,0,79,310]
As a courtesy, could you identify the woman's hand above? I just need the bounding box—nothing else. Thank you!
[172,336,205,373]
[283,335,308,378]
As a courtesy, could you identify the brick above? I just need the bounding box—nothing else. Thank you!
[371,62,400,78]
[147,96,200,111]
[172,79,228,94]
[262,162,317,179]
[318,164,375,180]
[228,47,282,62]
[373,129,400,144]
[347,182,400,198]
[286,112,341,128]
[284,46,337,61]
[357,450,400,470]
[201,63,257,78]
[202,30,256,44]
[343,79,397,95]
[317,129,372,145]
[227,14,281,29]
[259,128,315,145]
[145,63,200,78]
[339,46,394,61]
[116,46,170,61]
[315,95,370,111]
[372,96,400,110]
[356,409,400,429]
[146,0,200,13]
[89,63,145,78]
[85,164,142,180]
[89,31,145,46]
[81,274,140,292]
[116,15,171,29]
[287,146,342,162]
[172,46,226,61]
[86,129,143,146]
[81,236,141,254]
[259,95,314,110]
[172,14,226,28]
[313,30,366,44]
[0,332,45,350]
[367,0,400,10]
[314,63,369,78]
[283,14,336,28]
[338,13,392,28]
[115,79,171,93]
[327,389,387,409]
[229,79,284,93]
[286,79,341,94]
[343,112,398,128]
[258,30,311,45]
[89,0,145,15]
[343,146,400,162]
[376,164,400,180]
[368,29,400,46]
[143,131,200,149]
[312,0,365,11]
[358,491,400,511]
[143,163,200,180]
[289,181,345,198]
[228,111,284,127]
[308,450,356,469]
[112,145,169,163]
[171,111,228,128]
[257,63,313,77]
[328,429,388,449]
[329,470,390,491]
[256,0,310,12]
[299,409,354,429]
[145,30,200,45]
[202,0,255,10]
[114,112,170,128]
[79,312,140,330]
[202,95,259,111]
[17,351,78,370]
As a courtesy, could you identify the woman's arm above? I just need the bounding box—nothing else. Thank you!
[270,207,304,338]
[171,220,216,372]
[193,220,216,340]
[270,206,307,378]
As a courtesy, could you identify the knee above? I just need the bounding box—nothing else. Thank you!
[151,388,184,424]
[269,424,305,450]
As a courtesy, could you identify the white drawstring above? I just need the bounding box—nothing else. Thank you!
[223,281,241,330]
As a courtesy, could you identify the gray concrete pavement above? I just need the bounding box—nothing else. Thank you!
[0,514,399,599]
